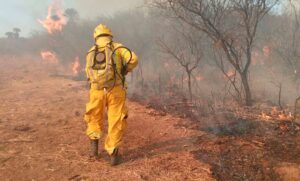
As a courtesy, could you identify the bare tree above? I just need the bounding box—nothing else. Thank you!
[153,0,278,106]
[158,27,202,100]
[273,1,300,80]
[213,50,242,103]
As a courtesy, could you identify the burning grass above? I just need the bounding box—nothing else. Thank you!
[260,107,293,122]
[40,50,59,64]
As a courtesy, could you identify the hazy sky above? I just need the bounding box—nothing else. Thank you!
[0,0,144,37]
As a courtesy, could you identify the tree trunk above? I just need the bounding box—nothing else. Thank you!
[139,65,144,90]
[241,72,252,106]
[181,73,184,90]
[187,72,192,101]
[131,71,134,84]
[278,83,283,110]
[158,73,162,94]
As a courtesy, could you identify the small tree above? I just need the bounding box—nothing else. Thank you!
[5,32,14,39]
[153,0,279,106]
[158,26,202,100]
[13,28,21,38]
[275,0,300,80]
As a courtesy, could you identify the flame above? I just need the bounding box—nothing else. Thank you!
[263,46,270,57]
[196,75,204,81]
[271,107,278,116]
[260,112,272,121]
[72,57,81,76]
[38,2,67,34]
[251,51,259,65]
[260,107,293,121]
[40,50,59,64]
[252,58,257,66]
[278,112,293,121]
[252,50,268,66]
[225,70,235,78]
[164,62,170,68]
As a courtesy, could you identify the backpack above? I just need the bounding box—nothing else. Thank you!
[89,42,131,89]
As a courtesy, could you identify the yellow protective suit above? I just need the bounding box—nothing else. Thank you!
[84,36,138,155]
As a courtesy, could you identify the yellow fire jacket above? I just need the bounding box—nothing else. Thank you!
[85,37,138,90]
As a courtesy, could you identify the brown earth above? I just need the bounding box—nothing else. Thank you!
[0,57,300,181]
[0,58,213,181]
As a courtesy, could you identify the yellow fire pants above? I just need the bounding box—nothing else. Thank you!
[84,85,128,155]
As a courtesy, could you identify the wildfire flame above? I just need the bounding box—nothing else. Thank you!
[271,107,279,116]
[164,62,170,68]
[252,51,259,66]
[225,70,235,78]
[72,57,81,76]
[40,50,59,64]
[260,107,293,121]
[252,49,269,66]
[263,46,271,57]
[196,75,204,81]
[260,112,272,121]
[278,112,293,121]
[38,2,67,34]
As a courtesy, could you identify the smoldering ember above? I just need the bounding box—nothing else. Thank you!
[1,0,300,180]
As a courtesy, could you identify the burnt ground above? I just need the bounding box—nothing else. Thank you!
[0,57,300,181]
[193,118,300,181]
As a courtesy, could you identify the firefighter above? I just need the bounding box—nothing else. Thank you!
[84,24,138,166]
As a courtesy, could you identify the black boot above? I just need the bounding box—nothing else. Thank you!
[110,148,121,166]
[89,139,99,160]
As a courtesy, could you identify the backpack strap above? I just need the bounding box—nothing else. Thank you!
[110,44,133,87]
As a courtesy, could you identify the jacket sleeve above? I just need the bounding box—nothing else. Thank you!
[85,47,95,81]
[127,51,138,72]
[119,48,138,73]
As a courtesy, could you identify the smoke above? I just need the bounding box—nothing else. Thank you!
[1,0,300,110]
[0,0,144,37]
[69,0,144,17]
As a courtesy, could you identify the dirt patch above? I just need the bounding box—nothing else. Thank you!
[0,58,214,181]
[1,58,300,181]
[274,162,300,181]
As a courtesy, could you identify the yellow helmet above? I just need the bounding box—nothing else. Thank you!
[93,24,113,39]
